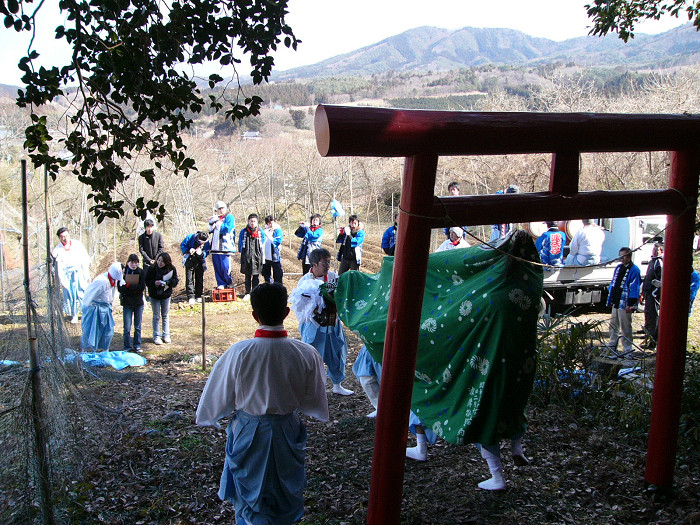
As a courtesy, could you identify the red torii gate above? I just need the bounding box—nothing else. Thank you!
[314,105,700,524]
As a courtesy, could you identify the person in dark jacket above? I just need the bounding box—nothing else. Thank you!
[145,252,179,345]
[238,214,267,300]
[117,254,146,352]
[138,219,164,274]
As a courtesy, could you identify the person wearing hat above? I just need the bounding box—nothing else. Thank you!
[208,201,236,289]
[138,218,164,275]
[436,227,470,252]
[80,262,123,351]
[180,231,211,305]
[52,227,91,324]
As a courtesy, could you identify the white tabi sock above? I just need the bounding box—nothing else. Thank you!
[478,447,506,490]
[406,432,428,461]
[332,383,354,396]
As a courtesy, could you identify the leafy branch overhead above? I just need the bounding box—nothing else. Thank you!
[0,0,298,222]
[586,0,700,42]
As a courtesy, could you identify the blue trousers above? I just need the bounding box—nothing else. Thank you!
[212,254,232,287]
[122,305,143,350]
[220,411,306,525]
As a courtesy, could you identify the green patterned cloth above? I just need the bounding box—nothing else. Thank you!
[331,232,543,446]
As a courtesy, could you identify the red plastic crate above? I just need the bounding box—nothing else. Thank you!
[212,288,237,302]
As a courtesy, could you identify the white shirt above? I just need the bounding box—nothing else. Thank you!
[52,239,91,288]
[569,224,605,258]
[196,325,329,429]
[436,238,470,252]
[81,273,117,307]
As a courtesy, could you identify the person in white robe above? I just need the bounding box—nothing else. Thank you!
[52,227,91,323]
[436,227,470,252]
[290,248,354,396]
[565,219,605,266]
[196,283,328,525]
[80,262,123,351]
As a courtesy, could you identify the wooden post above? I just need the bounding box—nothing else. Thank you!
[368,153,438,524]
[23,160,55,524]
[44,166,56,351]
[645,149,700,488]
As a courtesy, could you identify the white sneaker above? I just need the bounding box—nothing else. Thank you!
[243,294,250,301]
[70,315,79,324]
[406,443,427,461]
[217,285,225,290]
[188,298,195,305]
[196,297,202,303]
[332,384,354,396]
[478,472,506,491]
[163,336,171,344]
[153,337,163,345]
[366,409,378,418]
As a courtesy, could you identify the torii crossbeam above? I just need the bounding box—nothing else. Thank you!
[314,104,700,524]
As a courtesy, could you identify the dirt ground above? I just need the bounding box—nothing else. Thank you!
[14,235,700,524]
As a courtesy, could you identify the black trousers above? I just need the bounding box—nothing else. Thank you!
[185,259,204,299]
[644,294,659,342]
[339,259,360,275]
[262,261,283,284]
[244,272,260,294]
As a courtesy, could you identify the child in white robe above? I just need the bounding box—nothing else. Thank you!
[196,283,328,524]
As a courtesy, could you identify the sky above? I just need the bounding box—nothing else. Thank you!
[0,0,687,86]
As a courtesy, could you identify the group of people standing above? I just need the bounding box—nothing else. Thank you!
[180,203,284,304]
[51,201,291,353]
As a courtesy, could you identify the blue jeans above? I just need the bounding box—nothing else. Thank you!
[123,305,143,350]
[150,297,170,339]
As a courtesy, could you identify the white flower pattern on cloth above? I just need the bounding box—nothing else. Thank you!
[432,420,444,438]
[415,370,433,384]
[442,368,452,384]
[508,288,532,310]
[354,299,367,310]
[469,355,490,375]
[459,300,472,317]
[451,274,464,285]
[421,318,437,333]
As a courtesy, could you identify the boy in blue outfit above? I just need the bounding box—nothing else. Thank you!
[208,201,236,289]
[262,215,284,284]
[295,213,324,274]
[180,231,210,304]
[382,214,398,256]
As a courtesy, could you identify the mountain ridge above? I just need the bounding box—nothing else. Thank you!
[274,23,700,80]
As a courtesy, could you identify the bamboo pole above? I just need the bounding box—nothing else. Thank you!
[44,166,55,351]
[201,293,206,371]
[22,160,55,524]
